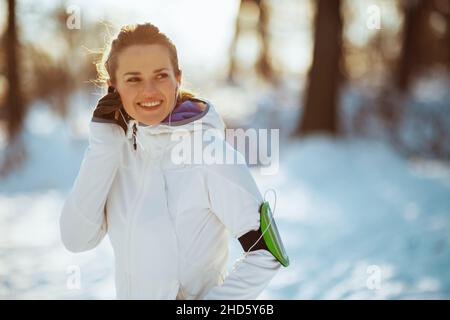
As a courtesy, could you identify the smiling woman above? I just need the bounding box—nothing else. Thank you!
[113,45,178,124]
[95,23,195,126]
[59,22,286,300]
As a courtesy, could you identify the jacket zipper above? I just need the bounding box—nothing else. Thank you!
[132,123,137,150]
[125,124,148,297]
[124,130,179,298]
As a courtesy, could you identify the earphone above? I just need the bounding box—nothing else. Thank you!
[168,83,180,126]
[108,85,116,94]
[243,189,277,258]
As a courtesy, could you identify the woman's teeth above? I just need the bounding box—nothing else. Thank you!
[139,100,162,108]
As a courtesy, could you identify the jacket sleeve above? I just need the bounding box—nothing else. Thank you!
[60,121,125,253]
[203,142,281,300]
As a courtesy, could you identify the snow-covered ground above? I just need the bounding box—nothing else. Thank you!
[1,88,449,299]
[256,137,450,299]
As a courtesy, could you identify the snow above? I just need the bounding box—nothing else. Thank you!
[253,136,450,299]
[1,88,450,299]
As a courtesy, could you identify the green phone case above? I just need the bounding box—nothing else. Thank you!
[260,201,290,267]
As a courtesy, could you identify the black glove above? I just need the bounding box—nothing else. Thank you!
[92,86,132,134]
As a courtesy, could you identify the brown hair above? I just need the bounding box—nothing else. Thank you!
[96,23,195,103]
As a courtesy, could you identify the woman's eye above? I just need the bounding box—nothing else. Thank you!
[127,77,140,83]
[156,73,168,80]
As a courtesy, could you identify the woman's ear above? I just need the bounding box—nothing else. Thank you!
[107,80,117,94]
[176,71,182,86]
[107,80,116,92]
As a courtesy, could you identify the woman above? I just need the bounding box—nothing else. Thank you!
[60,23,287,299]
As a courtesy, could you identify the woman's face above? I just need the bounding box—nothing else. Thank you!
[111,44,181,125]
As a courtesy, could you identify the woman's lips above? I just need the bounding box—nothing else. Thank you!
[137,100,163,111]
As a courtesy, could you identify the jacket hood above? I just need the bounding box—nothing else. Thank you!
[123,97,227,157]
[127,97,225,137]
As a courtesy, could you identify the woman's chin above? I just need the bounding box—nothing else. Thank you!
[134,108,167,125]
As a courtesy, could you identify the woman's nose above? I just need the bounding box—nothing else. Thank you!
[142,80,157,95]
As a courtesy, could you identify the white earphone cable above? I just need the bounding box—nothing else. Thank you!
[243,188,277,258]
[119,109,145,151]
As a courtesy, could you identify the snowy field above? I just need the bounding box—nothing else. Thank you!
[1,90,449,299]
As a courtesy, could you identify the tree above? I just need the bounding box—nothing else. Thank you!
[396,0,450,92]
[227,0,276,84]
[396,0,431,91]
[294,0,343,136]
[3,0,26,141]
[0,0,27,176]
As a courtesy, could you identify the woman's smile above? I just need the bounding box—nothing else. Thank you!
[137,99,164,112]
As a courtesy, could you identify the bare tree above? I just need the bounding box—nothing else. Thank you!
[227,0,276,83]
[396,0,450,92]
[3,0,26,141]
[396,0,430,91]
[0,0,27,176]
[295,0,343,136]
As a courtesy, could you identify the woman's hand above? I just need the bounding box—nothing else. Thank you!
[92,86,130,133]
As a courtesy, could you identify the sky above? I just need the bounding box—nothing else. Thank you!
[2,0,312,75]
[0,0,403,79]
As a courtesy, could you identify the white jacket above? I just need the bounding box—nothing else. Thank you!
[60,99,281,299]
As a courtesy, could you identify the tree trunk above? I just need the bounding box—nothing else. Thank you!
[295,0,342,136]
[227,0,275,83]
[396,0,431,92]
[4,0,26,141]
[1,0,27,177]
[255,0,276,83]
